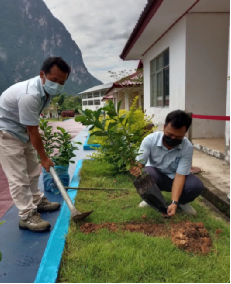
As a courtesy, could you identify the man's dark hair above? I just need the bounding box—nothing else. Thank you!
[41,57,71,77]
[165,110,192,132]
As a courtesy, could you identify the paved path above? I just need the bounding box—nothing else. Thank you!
[0,119,85,219]
[0,127,94,283]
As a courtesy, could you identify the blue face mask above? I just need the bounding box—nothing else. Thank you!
[43,75,64,96]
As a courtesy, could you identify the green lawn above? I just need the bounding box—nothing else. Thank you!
[45,118,60,122]
[58,160,230,283]
[87,134,98,145]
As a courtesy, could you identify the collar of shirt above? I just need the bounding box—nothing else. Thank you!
[157,132,183,150]
[37,76,46,98]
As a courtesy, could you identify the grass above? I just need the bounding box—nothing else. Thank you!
[87,134,98,145]
[45,118,60,122]
[58,160,230,283]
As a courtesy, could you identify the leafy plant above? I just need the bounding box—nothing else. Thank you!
[52,127,81,166]
[39,119,56,158]
[39,120,82,166]
[0,221,5,262]
[75,97,156,171]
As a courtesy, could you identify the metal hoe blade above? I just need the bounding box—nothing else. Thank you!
[50,167,93,221]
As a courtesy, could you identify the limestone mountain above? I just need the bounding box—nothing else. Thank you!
[0,0,102,95]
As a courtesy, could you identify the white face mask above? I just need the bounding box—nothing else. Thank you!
[43,74,64,96]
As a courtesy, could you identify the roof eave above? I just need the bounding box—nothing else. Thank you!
[120,0,164,60]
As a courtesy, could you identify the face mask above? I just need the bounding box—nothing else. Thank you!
[163,135,182,147]
[43,75,64,96]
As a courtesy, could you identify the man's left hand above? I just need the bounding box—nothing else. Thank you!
[162,204,177,217]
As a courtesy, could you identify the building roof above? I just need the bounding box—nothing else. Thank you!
[78,82,113,95]
[120,0,230,60]
[120,0,160,60]
[102,70,143,100]
[101,94,113,101]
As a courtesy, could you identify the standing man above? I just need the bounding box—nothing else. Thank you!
[130,110,204,216]
[0,57,71,232]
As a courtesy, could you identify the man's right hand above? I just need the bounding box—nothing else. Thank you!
[129,166,142,177]
[41,158,55,172]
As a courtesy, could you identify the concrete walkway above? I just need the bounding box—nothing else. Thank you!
[193,149,230,194]
[0,127,95,283]
[193,149,230,216]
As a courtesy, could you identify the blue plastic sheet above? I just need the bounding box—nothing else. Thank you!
[42,165,70,194]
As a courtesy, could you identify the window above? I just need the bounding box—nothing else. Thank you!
[101,91,105,96]
[82,101,87,106]
[94,100,100,105]
[93,92,100,98]
[82,94,86,99]
[87,93,93,98]
[88,100,93,105]
[150,48,169,107]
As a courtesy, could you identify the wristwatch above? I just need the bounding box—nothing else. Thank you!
[171,200,179,206]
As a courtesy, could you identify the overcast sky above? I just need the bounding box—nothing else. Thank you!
[43,0,147,83]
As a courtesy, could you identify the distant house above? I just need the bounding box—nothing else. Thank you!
[120,0,230,160]
[78,83,113,111]
[102,65,144,111]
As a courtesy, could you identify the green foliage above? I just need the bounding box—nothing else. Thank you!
[39,119,56,158]
[0,221,5,262]
[75,97,156,171]
[39,119,82,166]
[52,127,81,166]
[44,94,82,117]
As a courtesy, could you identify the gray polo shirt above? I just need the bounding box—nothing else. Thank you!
[136,132,193,179]
[0,76,51,143]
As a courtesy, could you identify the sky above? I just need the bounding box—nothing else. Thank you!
[43,0,147,83]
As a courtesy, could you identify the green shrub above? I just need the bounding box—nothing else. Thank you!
[75,97,157,171]
[39,119,82,166]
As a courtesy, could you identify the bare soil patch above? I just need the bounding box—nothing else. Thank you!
[80,220,214,254]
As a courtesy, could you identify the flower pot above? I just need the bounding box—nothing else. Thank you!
[42,165,70,194]
[133,173,168,214]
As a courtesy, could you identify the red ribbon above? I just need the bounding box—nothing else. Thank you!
[192,114,230,121]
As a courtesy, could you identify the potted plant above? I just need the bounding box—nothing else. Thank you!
[39,119,81,194]
[75,100,168,214]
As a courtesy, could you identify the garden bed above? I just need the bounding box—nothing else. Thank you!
[83,134,101,150]
[58,160,230,283]
[87,134,96,145]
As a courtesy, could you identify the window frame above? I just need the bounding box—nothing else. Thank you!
[94,99,101,105]
[93,92,100,98]
[87,100,94,106]
[150,48,169,108]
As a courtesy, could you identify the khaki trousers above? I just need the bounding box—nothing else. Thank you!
[0,131,44,220]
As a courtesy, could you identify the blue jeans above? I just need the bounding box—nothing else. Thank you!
[144,167,203,204]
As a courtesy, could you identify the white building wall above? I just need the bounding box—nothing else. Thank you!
[82,90,106,111]
[225,27,230,161]
[185,13,229,138]
[143,17,186,129]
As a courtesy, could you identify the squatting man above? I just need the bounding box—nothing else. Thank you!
[0,57,71,232]
[130,110,204,217]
